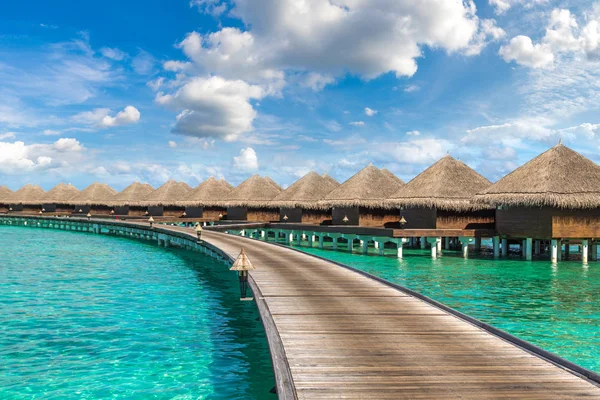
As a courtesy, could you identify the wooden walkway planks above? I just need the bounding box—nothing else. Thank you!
[201,230,600,399]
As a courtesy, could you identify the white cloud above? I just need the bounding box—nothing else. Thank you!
[489,0,548,15]
[168,140,177,148]
[53,138,84,152]
[499,35,554,68]
[349,121,365,127]
[404,84,420,93]
[99,106,141,128]
[131,49,155,75]
[406,130,421,136]
[100,47,127,61]
[302,73,335,91]
[384,138,451,165]
[233,147,258,171]
[190,0,228,16]
[147,77,165,91]
[72,108,111,125]
[42,129,61,136]
[0,132,16,140]
[155,76,264,140]
[324,120,342,132]
[364,107,377,117]
[0,138,86,174]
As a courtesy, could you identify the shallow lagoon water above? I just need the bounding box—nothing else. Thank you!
[282,240,600,373]
[0,226,274,399]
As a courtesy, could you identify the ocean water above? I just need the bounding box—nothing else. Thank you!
[282,240,600,373]
[0,226,274,399]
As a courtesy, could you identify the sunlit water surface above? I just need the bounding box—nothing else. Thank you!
[281,239,600,373]
[0,226,274,399]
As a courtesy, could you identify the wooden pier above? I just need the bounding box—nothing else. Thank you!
[1,215,599,399]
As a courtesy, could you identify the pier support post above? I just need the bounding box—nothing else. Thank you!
[362,240,369,254]
[261,230,266,239]
[493,236,500,258]
[582,239,589,264]
[551,239,558,263]
[347,239,353,252]
[397,244,403,259]
[459,237,473,259]
[525,238,532,261]
[501,238,508,257]
[564,242,570,260]
[534,240,541,255]
[420,236,426,249]
[296,232,301,246]
[445,237,450,251]
[591,242,598,261]
[319,235,324,249]
[474,237,481,252]
[332,238,338,250]
[427,237,441,259]
[436,239,442,255]
[376,241,385,256]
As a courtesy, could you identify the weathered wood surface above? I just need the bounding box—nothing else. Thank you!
[198,230,600,399]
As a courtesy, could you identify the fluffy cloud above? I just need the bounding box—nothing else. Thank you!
[349,121,365,127]
[383,138,451,165]
[489,0,548,15]
[155,76,264,140]
[99,106,141,128]
[499,36,554,68]
[364,108,377,117]
[100,47,127,61]
[406,130,421,136]
[0,138,85,174]
[0,132,16,140]
[232,147,258,171]
[168,140,177,148]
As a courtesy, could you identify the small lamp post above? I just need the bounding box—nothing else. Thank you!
[342,215,349,223]
[182,211,187,218]
[86,212,92,221]
[194,222,203,241]
[283,214,289,223]
[38,210,43,215]
[110,209,115,215]
[230,247,255,300]
[148,216,154,228]
[78,209,83,214]
[145,210,149,216]
[42,208,46,212]
[400,216,407,229]
[218,213,223,220]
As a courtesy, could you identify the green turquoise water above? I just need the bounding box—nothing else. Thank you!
[0,226,274,399]
[281,240,600,373]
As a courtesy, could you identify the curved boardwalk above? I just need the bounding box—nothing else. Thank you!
[201,230,600,399]
[1,217,599,399]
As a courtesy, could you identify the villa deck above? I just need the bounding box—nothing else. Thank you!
[1,215,599,399]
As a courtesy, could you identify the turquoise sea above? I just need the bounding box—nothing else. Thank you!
[0,226,274,399]
[282,241,600,373]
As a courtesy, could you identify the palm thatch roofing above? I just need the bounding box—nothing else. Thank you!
[388,155,492,211]
[322,173,339,187]
[475,143,600,209]
[68,183,117,205]
[43,183,80,203]
[271,171,340,209]
[381,168,404,185]
[223,175,282,208]
[264,176,282,190]
[220,179,234,190]
[109,182,155,206]
[8,184,46,205]
[140,180,192,206]
[0,186,13,202]
[320,165,405,209]
[181,177,233,206]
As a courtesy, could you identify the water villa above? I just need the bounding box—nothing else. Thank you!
[320,165,404,226]
[475,143,600,262]
[224,175,281,221]
[181,177,232,219]
[389,155,494,229]
[7,184,46,213]
[271,171,339,224]
[110,182,155,216]
[69,183,117,215]
[0,186,13,213]
[42,183,80,214]
[141,180,191,216]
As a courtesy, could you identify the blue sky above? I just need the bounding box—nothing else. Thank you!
[1,0,599,191]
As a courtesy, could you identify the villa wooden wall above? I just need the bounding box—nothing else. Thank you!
[227,207,247,220]
[247,208,279,222]
[302,209,332,225]
[400,208,436,229]
[0,204,7,213]
[332,207,359,225]
[128,206,147,216]
[280,207,303,223]
[359,207,400,228]
[436,209,495,229]
[496,207,600,238]
[90,205,114,215]
[163,206,185,217]
[203,207,226,220]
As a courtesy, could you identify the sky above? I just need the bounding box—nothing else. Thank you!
[1,0,600,191]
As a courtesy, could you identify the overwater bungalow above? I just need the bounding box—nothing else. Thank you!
[320,165,405,226]
[224,175,282,221]
[271,171,339,224]
[7,184,46,213]
[42,183,80,214]
[474,143,600,262]
[69,183,117,215]
[180,177,232,219]
[388,155,494,229]
[141,180,191,217]
[0,186,13,213]
[109,182,155,216]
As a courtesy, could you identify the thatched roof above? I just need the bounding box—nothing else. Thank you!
[141,180,191,206]
[271,171,340,209]
[224,175,282,208]
[43,183,80,203]
[322,173,339,187]
[0,186,13,202]
[475,143,600,209]
[381,168,404,185]
[181,177,232,206]
[109,182,155,206]
[220,179,234,190]
[320,165,405,209]
[68,183,117,205]
[264,176,282,190]
[8,184,46,205]
[388,155,492,211]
